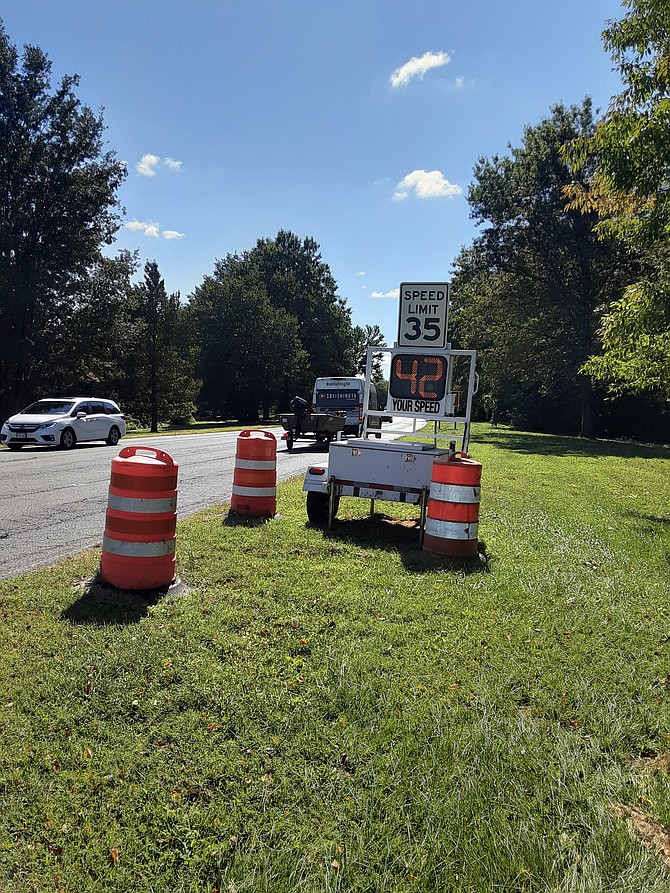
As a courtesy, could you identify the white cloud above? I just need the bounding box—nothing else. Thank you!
[371,288,400,299]
[455,77,464,88]
[390,51,450,88]
[125,219,149,232]
[125,219,159,236]
[124,219,184,240]
[135,154,160,177]
[164,157,183,171]
[356,271,366,277]
[393,169,462,201]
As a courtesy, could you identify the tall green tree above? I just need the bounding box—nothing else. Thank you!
[453,101,638,435]
[352,324,387,380]
[0,22,126,420]
[61,250,139,397]
[189,231,356,418]
[130,261,200,431]
[189,266,307,422]
[214,231,356,394]
[564,0,670,398]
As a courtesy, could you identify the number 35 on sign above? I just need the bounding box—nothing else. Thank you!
[397,282,450,348]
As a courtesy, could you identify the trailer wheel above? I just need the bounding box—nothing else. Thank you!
[306,491,339,526]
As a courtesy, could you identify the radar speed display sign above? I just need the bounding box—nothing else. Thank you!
[397,282,450,348]
[388,349,450,419]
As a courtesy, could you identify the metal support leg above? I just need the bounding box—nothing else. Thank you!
[419,487,429,546]
[328,478,337,529]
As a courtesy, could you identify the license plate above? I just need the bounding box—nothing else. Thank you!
[16,432,26,439]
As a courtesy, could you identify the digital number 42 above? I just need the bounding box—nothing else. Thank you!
[393,356,444,399]
[404,316,441,341]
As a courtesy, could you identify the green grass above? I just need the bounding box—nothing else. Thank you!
[126,420,280,438]
[1,423,669,891]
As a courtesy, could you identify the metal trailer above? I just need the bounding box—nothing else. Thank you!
[279,411,346,451]
[303,438,451,529]
[302,345,478,540]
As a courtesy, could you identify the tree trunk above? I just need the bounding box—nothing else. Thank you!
[580,375,595,438]
[150,314,158,433]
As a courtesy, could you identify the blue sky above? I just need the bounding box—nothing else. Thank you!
[2,1,625,347]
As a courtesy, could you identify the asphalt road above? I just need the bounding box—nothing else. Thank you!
[0,422,413,581]
[0,427,321,581]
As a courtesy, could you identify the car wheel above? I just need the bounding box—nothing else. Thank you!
[7,444,23,451]
[59,427,76,450]
[106,425,120,446]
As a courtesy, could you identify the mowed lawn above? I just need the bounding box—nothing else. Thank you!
[1,424,669,892]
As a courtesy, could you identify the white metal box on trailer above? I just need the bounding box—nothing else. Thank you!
[327,438,450,500]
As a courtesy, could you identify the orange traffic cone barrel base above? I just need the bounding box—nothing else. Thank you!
[423,532,479,558]
[423,452,482,558]
[230,430,277,518]
[100,446,178,590]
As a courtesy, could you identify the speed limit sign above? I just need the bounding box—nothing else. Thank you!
[397,282,450,348]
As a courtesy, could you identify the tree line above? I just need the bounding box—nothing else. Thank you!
[452,0,670,440]
[1,3,668,441]
[0,22,386,429]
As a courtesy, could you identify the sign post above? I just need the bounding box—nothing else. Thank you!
[397,282,450,348]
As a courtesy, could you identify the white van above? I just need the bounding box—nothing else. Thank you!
[312,377,378,437]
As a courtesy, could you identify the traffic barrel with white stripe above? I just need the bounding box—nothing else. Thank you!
[100,446,178,590]
[230,430,277,518]
[423,452,481,558]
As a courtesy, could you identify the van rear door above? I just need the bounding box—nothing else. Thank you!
[313,378,364,434]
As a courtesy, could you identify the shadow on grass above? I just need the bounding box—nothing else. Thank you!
[320,513,489,576]
[629,511,670,526]
[62,575,188,626]
[477,427,670,460]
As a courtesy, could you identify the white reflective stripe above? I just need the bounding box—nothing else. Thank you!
[235,458,276,470]
[107,493,177,514]
[429,482,480,504]
[232,484,276,498]
[425,518,479,541]
[103,536,176,557]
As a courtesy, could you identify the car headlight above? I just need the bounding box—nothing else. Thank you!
[37,422,56,430]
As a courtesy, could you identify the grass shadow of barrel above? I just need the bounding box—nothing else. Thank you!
[321,514,489,575]
[62,574,188,626]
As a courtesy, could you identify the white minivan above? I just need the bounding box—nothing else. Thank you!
[312,377,379,437]
[1,397,126,451]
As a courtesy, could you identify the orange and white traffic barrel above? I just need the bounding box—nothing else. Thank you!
[230,430,277,518]
[100,446,178,590]
[423,452,481,558]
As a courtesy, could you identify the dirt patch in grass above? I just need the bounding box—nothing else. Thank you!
[610,804,670,869]
[633,752,670,773]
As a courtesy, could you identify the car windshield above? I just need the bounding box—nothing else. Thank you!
[21,400,76,415]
